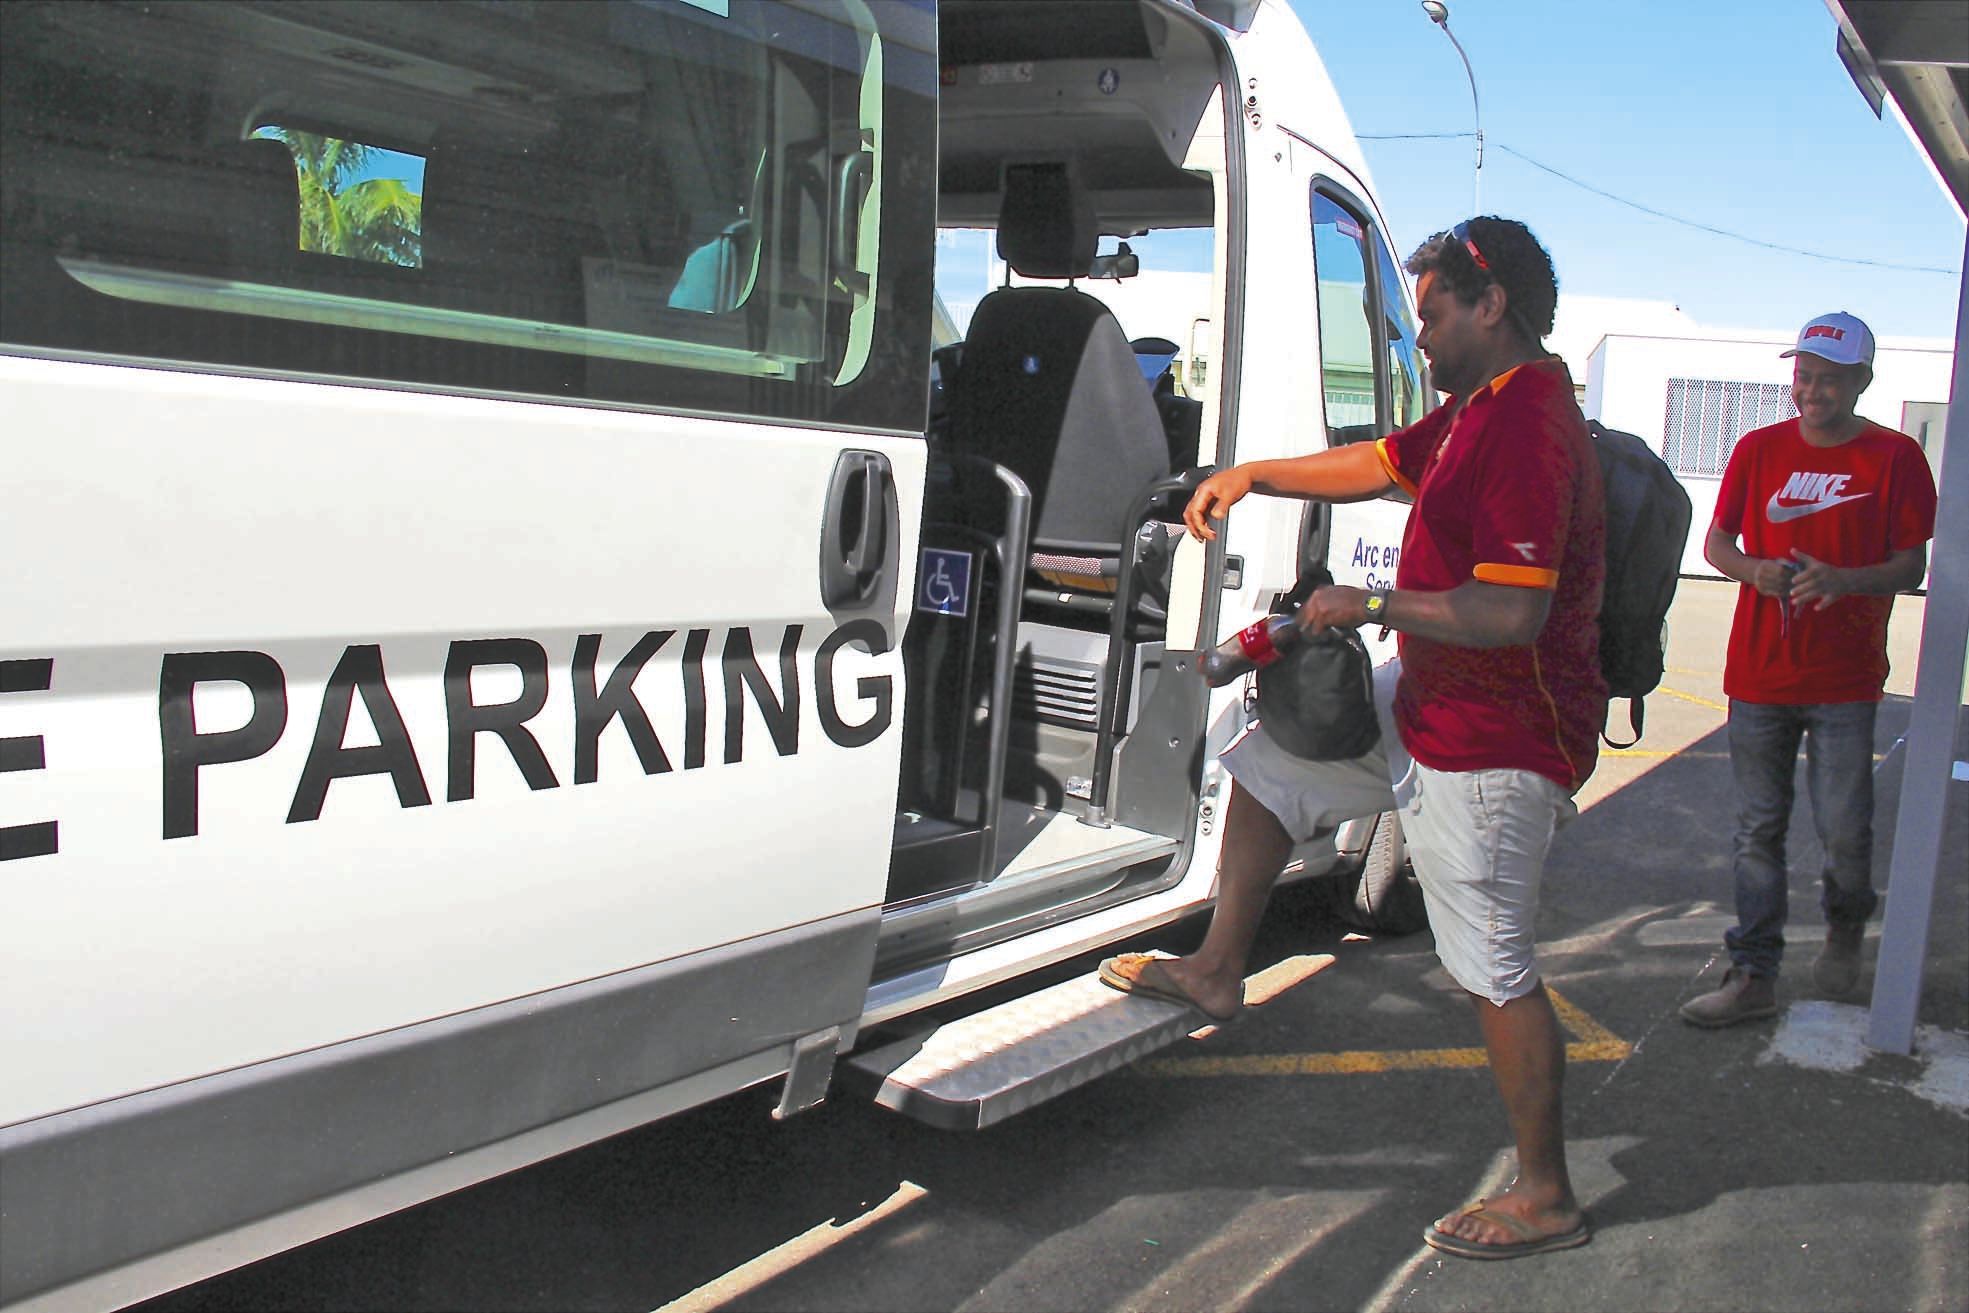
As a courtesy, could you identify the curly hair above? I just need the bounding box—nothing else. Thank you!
[1406,217,1558,343]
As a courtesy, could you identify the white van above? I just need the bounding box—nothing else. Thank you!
[0,1,1427,1305]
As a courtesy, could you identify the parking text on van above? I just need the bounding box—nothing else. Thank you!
[0,621,892,857]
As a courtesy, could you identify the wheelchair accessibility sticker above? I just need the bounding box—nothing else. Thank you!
[917,547,973,618]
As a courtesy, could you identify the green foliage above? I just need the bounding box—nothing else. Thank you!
[256,127,423,266]
[334,178,422,266]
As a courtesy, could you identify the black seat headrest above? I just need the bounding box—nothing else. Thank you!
[996,163,1094,280]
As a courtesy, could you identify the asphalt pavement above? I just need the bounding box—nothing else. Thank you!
[138,580,1968,1313]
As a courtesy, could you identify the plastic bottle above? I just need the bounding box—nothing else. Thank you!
[1198,614,1306,687]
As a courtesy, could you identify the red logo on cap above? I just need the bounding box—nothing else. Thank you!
[1804,325,1847,341]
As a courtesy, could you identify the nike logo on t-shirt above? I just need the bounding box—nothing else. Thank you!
[1766,471,1872,523]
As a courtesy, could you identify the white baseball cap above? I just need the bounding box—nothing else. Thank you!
[1781,311,1875,368]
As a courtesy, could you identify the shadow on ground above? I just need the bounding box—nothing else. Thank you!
[136,698,1968,1313]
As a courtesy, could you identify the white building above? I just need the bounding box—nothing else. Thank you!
[1579,311,1952,576]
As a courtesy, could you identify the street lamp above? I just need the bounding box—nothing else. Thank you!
[1421,1,1482,215]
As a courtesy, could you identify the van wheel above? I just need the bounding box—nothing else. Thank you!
[1351,809,1427,935]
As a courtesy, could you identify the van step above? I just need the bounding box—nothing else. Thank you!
[841,972,1219,1130]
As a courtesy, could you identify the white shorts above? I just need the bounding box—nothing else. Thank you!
[1221,659,1577,1005]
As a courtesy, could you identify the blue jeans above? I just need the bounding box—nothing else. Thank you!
[1725,699,1879,979]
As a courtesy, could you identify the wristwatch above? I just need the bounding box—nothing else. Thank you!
[1363,587,1392,624]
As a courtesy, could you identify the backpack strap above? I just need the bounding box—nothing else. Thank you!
[1602,696,1644,750]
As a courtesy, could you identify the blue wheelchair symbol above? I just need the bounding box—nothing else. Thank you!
[917,547,973,618]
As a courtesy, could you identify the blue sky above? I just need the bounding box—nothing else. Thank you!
[1297,0,1964,339]
[342,146,424,194]
[252,127,426,194]
[937,2,1963,342]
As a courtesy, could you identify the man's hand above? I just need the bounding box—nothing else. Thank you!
[1749,556,1798,598]
[1296,584,1370,635]
[1182,466,1255,541]
[1787,551,1848,611]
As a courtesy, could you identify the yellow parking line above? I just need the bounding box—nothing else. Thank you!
[1548,986,1626,1047]
[655,1181,928,1313]
[1655,685,1729,713]
[1141,987,1631,1078]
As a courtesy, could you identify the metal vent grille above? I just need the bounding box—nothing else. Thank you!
[1662,378,1797,477]
[1013,654,1102,729]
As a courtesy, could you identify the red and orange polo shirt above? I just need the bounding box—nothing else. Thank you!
[1374,357,1607,791]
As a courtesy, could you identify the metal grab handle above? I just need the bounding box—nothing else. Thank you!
[1085,465,1216,824]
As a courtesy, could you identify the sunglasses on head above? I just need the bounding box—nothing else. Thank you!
[1450,219,1491,272]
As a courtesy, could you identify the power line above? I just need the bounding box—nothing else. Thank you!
[1357,132,1960,276]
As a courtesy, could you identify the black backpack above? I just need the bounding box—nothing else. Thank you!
[1589,420,1692,747]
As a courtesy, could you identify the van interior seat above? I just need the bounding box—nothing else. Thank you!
[1130,335,1203,473]
[941,163,1174,606]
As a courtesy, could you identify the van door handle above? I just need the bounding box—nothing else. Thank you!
[819,450,895,610]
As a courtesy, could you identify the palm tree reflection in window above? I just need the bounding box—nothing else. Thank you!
[252,127,424,268]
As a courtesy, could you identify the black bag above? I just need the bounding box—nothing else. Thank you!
[1589,420,1693,747]
[1254,569,1380,761]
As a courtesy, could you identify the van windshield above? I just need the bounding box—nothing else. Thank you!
[935,225,1215,391]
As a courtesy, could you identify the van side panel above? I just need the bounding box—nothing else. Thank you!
[0,909,873,1306]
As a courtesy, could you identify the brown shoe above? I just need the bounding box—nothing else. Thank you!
[1679,968,1778,1028]
[1814,923,1865,997]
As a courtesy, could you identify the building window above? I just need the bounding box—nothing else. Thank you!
[1662,378,1797,477]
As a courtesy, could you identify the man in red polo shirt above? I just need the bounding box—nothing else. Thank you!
[1100,217,1605,1260]
[1680,312,1937,1027]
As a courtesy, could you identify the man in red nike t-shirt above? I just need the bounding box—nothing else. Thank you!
[1681,312,1937,1028]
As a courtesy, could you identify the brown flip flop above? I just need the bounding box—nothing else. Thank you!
[1097,953,1242,1023]
[1422,1202,1592,1260]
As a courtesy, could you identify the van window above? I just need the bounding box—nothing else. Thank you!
[1373,236,1424,429]
[0,0,935,432]
[1309,191,1377,445]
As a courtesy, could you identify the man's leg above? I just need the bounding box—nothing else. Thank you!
[1722,700,1805,979]
[1136,779,1293,1021]
[1111,683,1401,1017]
[1431,982,1583,1245]
[1401,765,1582,1247]
[1803,700,1879,921]
[1804,700,1878,994]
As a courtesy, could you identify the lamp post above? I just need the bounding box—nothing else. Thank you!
[1421,1,1482,215]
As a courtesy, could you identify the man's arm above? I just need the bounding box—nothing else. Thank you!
[1705,523,1796,597]
[1299,578,1552,648]
[1790,545,1928,608]
[1182,443,1396,541]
